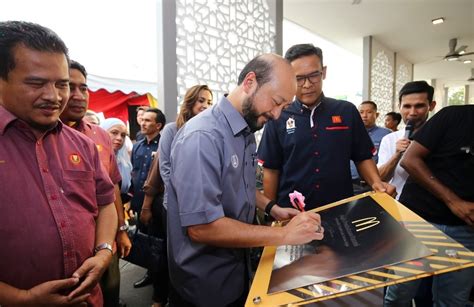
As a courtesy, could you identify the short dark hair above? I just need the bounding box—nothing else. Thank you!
[285,44,324,66]
[385,112,401,124]
[237,55,273,87]
[360,100,378,111]
[145,108,166,130]
[399,81,434,103]
[0,21,69,80]
[70,60,87,79]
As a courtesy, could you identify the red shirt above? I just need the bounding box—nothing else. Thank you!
[73,119,121,185]
[0,106,115,306]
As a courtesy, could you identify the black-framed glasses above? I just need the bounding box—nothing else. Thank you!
[296,71,323,87]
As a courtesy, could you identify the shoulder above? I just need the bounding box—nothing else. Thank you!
[61,125,98,153]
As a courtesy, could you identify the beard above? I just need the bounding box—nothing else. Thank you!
[242,93,267,133]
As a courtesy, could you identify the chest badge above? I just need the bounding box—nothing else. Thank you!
[70,153,81,165]
[286,117,296,134]
[332,115,342,124]
[96,144,103,152]
[231,154,239,168]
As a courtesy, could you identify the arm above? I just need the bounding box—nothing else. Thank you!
[114,184,131,258]
[357,159,396,196]
[187,213,323,248]
[378,138,411,181]
[400,141,474,225]
[260,168,299,220]
[68,203,117,300]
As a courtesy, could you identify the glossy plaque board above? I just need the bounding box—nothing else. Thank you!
[268,196,432,293]
[246,192,474,306]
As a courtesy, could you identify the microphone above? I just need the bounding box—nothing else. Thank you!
[404,120,415,140]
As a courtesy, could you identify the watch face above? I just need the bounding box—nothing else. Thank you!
[119,224,129,231]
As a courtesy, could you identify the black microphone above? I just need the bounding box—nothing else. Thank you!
[404,120,415,140]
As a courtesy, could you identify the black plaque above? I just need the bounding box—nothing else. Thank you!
[268,196,433,294]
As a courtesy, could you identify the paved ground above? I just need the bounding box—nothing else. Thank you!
[119,260,153,307]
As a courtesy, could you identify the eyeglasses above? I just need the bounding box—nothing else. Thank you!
[296,71,323,87]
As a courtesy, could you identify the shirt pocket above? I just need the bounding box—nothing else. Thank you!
[61,170,97,212]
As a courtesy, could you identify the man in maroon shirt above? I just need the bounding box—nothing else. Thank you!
[60,60,131,307]
[0,21,117,306]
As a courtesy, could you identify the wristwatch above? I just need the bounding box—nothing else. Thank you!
[118,224,129,231]
[94,243,113,255]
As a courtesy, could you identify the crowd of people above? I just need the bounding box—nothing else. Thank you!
[0,20,473,307]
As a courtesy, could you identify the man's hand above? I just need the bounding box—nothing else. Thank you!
[23,278,90,306]
[283,212,324,245]
[395,138,411,154]
[372,181,397,198]
[116,231,132,258]
[140,208,152,225]
[67,251,111,300]
[271,205,300,221]
[447,199,474,226]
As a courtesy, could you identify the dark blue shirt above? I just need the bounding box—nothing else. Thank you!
[258,95,374,210]
[131,134,160,211]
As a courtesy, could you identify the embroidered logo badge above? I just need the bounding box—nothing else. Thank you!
[231,154,239,168]
[96,144,103,152]
[286,117,296,134]
[70,154,81,164]
[332,116,342,124]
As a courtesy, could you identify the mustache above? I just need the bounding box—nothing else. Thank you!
[35,102,62,109]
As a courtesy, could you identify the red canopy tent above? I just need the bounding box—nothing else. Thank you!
[88,89,157,123]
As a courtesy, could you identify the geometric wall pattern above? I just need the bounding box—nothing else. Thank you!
[395,64,410,109]
[175,0,276,105]
[371,50,394,125]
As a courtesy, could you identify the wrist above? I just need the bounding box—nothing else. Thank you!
[264,200,277,216]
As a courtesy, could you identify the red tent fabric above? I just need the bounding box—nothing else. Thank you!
[88,89,151,123]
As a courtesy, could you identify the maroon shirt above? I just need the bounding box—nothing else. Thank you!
[73,119,121,185]
[0,106,115,306]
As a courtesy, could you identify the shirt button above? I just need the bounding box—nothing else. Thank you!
[51,194,57,200]
[60,221,66,227]
[315,184,320,189]
[315,168,320,173]
[314,151,319,155]
[36,141,42,145]
[313,134,318,138]
[42,168,48,173]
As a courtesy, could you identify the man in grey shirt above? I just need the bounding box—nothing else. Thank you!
[167,54,324,307]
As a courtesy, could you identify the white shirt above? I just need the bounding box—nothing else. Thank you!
[377,129,408,199]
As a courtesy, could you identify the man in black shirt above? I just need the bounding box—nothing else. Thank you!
[384,105,474,306]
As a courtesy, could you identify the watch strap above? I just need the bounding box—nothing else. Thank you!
[264,200,277,216]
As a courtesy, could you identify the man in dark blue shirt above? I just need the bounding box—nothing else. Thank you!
[258,44,394,213]
[131,108,166,213]
[130,107,165,289]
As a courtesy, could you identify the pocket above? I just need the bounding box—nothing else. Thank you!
[61,170,96,211]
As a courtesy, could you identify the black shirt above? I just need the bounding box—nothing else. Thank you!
[399,105,474,225]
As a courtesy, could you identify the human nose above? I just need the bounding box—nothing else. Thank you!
[42,83,63,102]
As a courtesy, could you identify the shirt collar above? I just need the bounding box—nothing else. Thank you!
[0,105,63,136]
[218,96,250,136]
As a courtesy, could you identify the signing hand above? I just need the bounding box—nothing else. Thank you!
[67,251,111,300]
[283,212,324,245]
